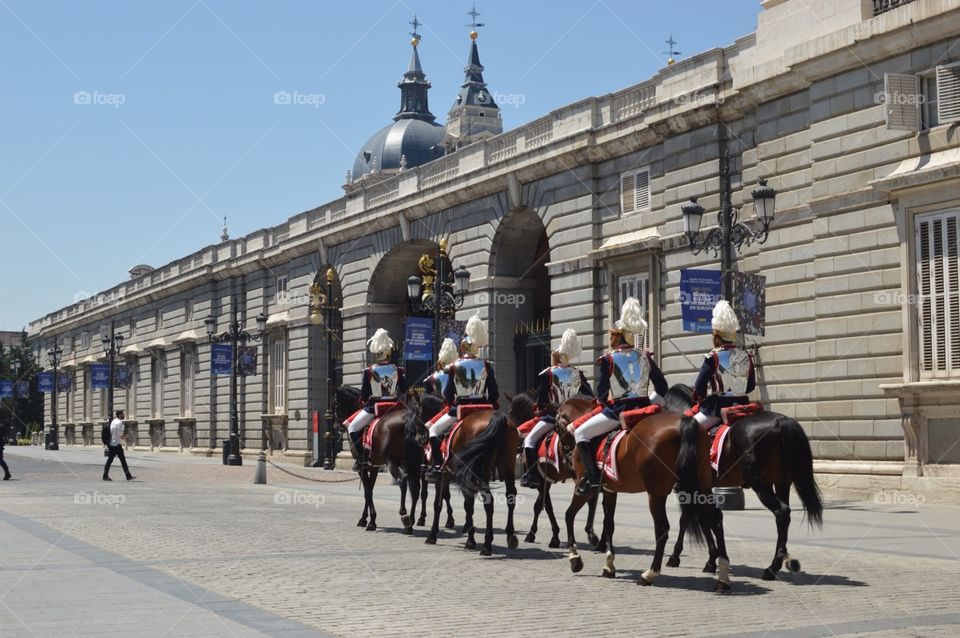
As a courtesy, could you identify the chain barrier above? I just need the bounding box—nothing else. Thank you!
[264,459,360,483]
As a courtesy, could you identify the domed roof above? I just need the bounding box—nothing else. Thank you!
[351,118,445,181]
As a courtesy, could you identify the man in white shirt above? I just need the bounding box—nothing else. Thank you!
[103,410,135,481]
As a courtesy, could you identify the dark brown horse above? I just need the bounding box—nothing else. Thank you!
[664,384,823,580]
[424,396,526,555]
[559,396,729,590]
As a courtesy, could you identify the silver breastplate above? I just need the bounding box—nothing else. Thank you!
[453,358,487,399]
[608,349,649,400]
[430,370,449,396]
[549,365,583,403]
[368,363,399,399]
[715,349,751,395]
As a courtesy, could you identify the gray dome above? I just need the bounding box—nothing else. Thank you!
[351,118,445,181]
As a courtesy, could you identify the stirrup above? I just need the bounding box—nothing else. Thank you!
[575,476,601,496]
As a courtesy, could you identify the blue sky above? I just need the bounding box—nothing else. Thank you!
[0,0,761,331]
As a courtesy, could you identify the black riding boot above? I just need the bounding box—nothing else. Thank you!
[575,441,601,495]
[520,447,542,489]
[349,431,365,472]
[428,436,444,479]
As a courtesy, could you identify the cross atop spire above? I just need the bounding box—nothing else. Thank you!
[664,34,681,65]
[409,14,422,44]
[466,5,484,35]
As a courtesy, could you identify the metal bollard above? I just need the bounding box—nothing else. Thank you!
[254,453,267,485]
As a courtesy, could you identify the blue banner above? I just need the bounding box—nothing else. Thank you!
[114,364,133,389]
[39,372,54,393]
[403,317,434,362]
[733,271,767,337]
[680,269,722,333]
[211,343,232,376]
[91,364,110,390]
[238,347,258,377]
[0,381,12,399]
[15,381,29,397]
[57,371,73,393]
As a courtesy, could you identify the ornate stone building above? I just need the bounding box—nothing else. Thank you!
[28,0,960,497]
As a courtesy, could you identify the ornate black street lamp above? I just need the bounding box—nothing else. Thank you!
[9,359,20,444]
[100,320,125,421]
[46,344,62,450]
[309,268,339,469]
[406,238,470,365]
[205,303,266,466]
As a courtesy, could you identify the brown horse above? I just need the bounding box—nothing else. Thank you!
[559,396,730,590]
[664,384,823,580]
[425,396,525,555]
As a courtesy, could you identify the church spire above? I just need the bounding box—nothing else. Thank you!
[396,15,435,122]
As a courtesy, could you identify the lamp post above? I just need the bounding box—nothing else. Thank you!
[9,360,20,444]
[309,268,339,469]
[100,320,125,421]
[205,303,267,466]
[46,344,62,450]
[406,238,470,367]
[680,162,777,512]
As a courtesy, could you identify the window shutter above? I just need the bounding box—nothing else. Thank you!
[916,211,960,376]
[617,273,652,350]
[620,173,636,214]
[635,169,650,212]
[936,63,960,125]
[884,73,921,131]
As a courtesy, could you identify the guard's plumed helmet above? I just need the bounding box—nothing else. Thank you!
[437,338,458,368]
[554,328,582,365]
[461,312,488,355]
[711,300,740,342]
[367,328,394,360]
[611,297,647,346]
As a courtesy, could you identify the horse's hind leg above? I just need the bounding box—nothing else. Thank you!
[425,474,445,544]
[526,485,544,543]
[752,481,791,580]
[564,492,590,573]
[601,491,618,578]
[585,491,602,549]
[776,482,801,574]
[364,469,378,531]
[357,469,370,528]
[444,480,456,530]
[417,475,428,527]
[479,488,495,556]
[402,471,419,535]
[638,492,669,586]
[543,483,561,548]
[463,492,477,550]
[667,514,686,568]
[399,474,408,518]
[504,468,519,550]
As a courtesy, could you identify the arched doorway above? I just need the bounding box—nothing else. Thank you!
[489,209,551,394]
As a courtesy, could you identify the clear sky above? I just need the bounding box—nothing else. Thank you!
[0,0,762,331]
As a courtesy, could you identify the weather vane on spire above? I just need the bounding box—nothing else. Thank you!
[466,5,484,39]
[664,34,681,65]
[409,14,422,45]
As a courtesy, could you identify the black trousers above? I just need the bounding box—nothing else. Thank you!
[103,445,131,478]
[0,447,9,477]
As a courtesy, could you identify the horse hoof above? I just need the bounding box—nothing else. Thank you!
[479,546,492,557]
[570,556,583,573]
[786,559,801,573]
[587,532,601,547]
[416,516,426,527]
[524,532,536,543]
[703,562,717,574]
[366,522,377,532]
[637,576,652,586]
[425,535,437,545]
[508,535,519,550]
[465,538,477,550]
[400,515,412,529]
[602,568,615,579]
[548,537,561,549]
[445,519,456,530]
[715,581,731,593]
[762,568,777,581]
[403,527,413,536]
[666,556,681,568]
[595,542,607,554]
[356,518,367,528]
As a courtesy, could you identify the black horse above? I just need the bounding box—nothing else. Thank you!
[666,383,823,580]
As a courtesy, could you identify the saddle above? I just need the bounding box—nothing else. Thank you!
[593,429,627,483]
[424,404,494,465]
[360,401,404,451]
[537,431,562,472]
[620,404,662,430]
[709,402,764,472]
[517,416,540,437]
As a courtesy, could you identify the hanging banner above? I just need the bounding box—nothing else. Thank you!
[57,371,73,392]
[680,269,723,333]
[39,372,54,393]
[211,343,232,376]
[403,317,434,362]
[15,381,29,397]
[440,319,466,348]
[113,364,133,389]
[733,272,767,337]
[238,347,258,376]
[91,364,110,390]
[0,381,12,399]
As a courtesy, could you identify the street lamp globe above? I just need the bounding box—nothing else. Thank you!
[681,197,706,235]
[407,275,422,302]
[115,333,125,350]
[47,345,62,368]
[256,313,268,336]
[752,178,777,224]
[204,316,217,339]
[454,266,470,296]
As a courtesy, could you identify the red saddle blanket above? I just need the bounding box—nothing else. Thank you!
[457,403,494,419]
[517,416,539,437]
[620,404,662,430]
[593,430,627,482]
[710,402,763,472]
[361,402,404,451]
[537,431,561,472]
[424,421,464,464]
[570,404,604,431]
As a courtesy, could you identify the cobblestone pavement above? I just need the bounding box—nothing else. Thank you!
[1,447,959,637]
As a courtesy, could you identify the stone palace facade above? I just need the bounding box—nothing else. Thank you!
[27,0,960,496]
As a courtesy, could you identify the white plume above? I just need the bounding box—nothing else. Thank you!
[464,312,489,348]
[711,300,740,340]
[367,328,394,354]
[557,329,582,362]
[437,338,458,367]
[617,297,648,345]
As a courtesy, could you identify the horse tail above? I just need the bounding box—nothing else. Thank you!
[403,409,424,481]
[452,412,509,499]
[676,415,709,544]
[778,417,823,529]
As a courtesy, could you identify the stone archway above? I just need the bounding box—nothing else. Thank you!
[488,209,551,394]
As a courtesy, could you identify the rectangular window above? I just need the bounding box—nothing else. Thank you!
[937,62,960,125]
[151,355,164,419]
[271,333,287,412]
[620,168,651,215]
[180,348,195,417]
[185,299,194,323]
[276,276,289,304]
[916,209,960,377]
[81,331,91,350]
[617,272,652,350]
[83,367,92,422]
[156,307,164,330]
[126,357,137,420]
[65,375,74,423]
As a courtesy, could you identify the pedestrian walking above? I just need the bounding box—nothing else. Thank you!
[103,410,135,481]
[0,430,11,480]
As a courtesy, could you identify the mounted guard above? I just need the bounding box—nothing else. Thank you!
[520,329,593,489]
[570,297,668,495]
[692,299,756,430]
[344,328,408,471]
[424,338,459,398]
[427,313,499,478]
